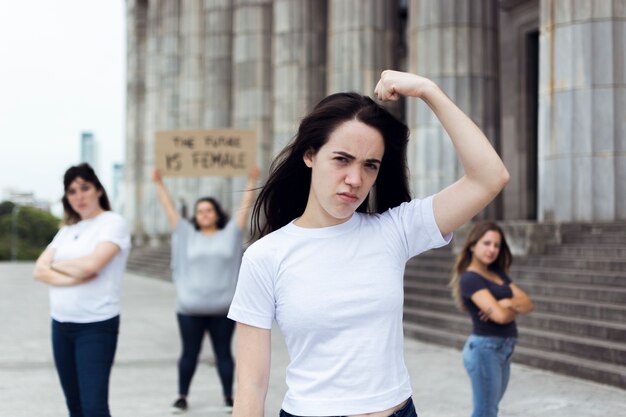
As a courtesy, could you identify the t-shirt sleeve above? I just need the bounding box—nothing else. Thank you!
[385,195,453,259]
[460,272,487,299]
[173,218,194,239]
[47,226,67,249]
[98,214,131,251]
[227,253,275,329]
[225,218,244,240]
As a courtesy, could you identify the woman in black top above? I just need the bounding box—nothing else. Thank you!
[450,221,533,417]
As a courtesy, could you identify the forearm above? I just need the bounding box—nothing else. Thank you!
[33,263,86,286]
[511,296,534,314]
[232,387,266,417]
[155,181,179,228]
[51,257,97,280]
[510,284,534,314]
[485,304,517,324]
[236,175,259,230]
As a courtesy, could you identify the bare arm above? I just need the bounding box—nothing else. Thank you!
[232,323,271,417]
[152,169,180,230]
[33,248,93,286]
[375,70,510,236]
[470,289,517,324]
[509,283,534,314]
[235,167,261,231]
[51,242,121,280]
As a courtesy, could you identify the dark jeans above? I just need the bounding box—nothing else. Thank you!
[176,313,235,398]
[279,397,417,417]
[51,315,119,417]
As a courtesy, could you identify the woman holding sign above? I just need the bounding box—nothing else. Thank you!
[227,70,510,417]
[153,168,259,413]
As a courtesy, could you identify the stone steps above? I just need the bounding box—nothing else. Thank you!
[404,307,626,365]
[406,262,625,286]
[126,246,171,281]
[545,244,626,258]
[403,322,626,389]
[405,279,626,304]
[410,255,626,273]
[404,307,626,344]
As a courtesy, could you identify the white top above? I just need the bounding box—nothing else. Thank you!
[228,196,451,416]
[48,211,131,323]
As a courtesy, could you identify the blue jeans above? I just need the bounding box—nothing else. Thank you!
[176,313,235,398]
[51,316,119,417]
[463,335,517,417]
[279,397,417,417]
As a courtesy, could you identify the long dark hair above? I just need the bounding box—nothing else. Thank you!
[191,197,229,230]
[449,221,513,311]
[62,163,111,225]
[252,92,411,237]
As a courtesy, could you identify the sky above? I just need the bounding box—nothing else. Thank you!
[0,0,125,211]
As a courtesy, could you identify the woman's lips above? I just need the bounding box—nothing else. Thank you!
[338,193,358,203]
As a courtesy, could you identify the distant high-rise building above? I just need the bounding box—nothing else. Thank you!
[111,162,124,211]
[80,131,98,172]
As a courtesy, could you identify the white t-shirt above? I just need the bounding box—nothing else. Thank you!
[228,196,451,416]
[48,211,131,323]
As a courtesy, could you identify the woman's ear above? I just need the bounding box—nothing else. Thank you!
[303,149,314,168]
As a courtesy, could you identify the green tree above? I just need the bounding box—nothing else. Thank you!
[0,202,60,261]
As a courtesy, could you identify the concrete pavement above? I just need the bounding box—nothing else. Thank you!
[1,262,624,417]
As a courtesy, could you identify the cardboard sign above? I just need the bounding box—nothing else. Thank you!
[155,129,256,176]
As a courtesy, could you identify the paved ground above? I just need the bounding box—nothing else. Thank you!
[1,262,624,417]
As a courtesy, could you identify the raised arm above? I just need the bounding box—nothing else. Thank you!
[152,169,180,230]
[375,70,510,236]
[234,167,260,231]
[33,248,94,287]
[232,323,271,417]
[50,242,121,280]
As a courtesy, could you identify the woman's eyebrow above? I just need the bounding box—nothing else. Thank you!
[332,151,381,164]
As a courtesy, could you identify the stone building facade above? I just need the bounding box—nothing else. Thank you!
[125,0,626,242]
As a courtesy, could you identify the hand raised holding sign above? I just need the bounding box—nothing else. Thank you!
[152,168,179,228]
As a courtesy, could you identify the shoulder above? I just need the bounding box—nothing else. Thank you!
[460,271,484,284]
[98,211,127,227]
[174,218,195,234]
[243,226,291,264]
[382,196,431,219]
[224,218,243,234]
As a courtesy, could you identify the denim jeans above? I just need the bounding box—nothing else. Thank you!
[51,315,119,417]
[279,396,417,417]
[176,313,235,398]
[462,335,517,417]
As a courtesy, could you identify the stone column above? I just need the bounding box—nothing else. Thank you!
[407,0,500,211]
[201,0,235,210]
[125,0,148,242]
[141,1,181,239]
[232,0,273,209]
[272,0,327,155]
[538,0,626,221]
[179,1,207,216]
[327,0,400,95]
